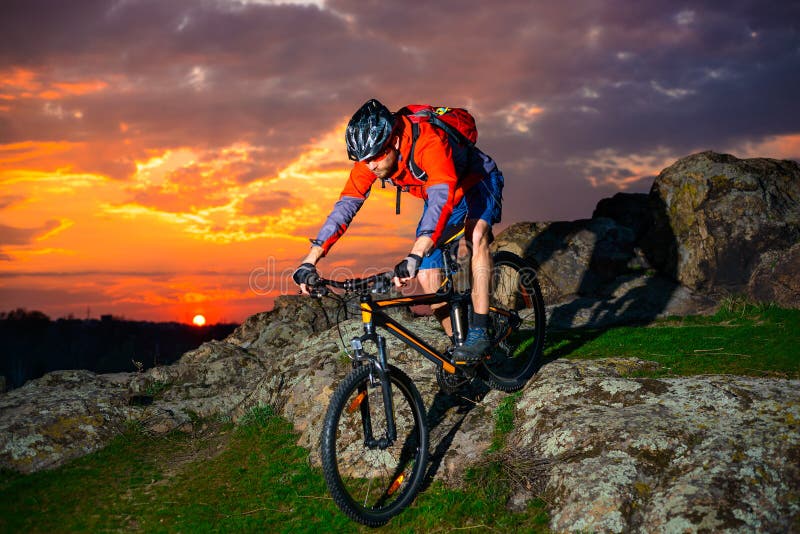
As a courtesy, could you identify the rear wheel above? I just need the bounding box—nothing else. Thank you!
[320,364,429,526]
[479,251,546,391]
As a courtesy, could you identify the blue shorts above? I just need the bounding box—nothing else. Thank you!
[417,165,504,270]
[465,167,504,226]
[418,197,468,269]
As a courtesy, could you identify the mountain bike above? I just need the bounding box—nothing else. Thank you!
[308,230,546,526]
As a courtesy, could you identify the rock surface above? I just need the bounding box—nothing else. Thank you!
[0,370,132,473]
[647,151,800,297]
[747,241,800,308]
[494,217,639,304]
[508,359,800,533]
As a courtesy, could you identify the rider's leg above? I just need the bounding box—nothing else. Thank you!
[453,161,503,363]
[466,218,493,317]
[453,218,494,363]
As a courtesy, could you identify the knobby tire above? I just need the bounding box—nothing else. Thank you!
[320,364,429,526]
[478,251,547,391]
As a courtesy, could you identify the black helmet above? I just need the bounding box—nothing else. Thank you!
[345,99,395,161]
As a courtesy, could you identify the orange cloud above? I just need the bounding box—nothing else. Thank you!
[0,141,78,170]
[736,134,800,161]
[51,80,108,97]
[0,68,38,92]
[0,219,72,261]
[496,102,545,133]
[0,68,107,100]
[105,129,354,245]
[240,190,302,216]
[582,148,677,189]
[0,140,137,182]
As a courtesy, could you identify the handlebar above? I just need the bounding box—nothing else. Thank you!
[308,271,395,297]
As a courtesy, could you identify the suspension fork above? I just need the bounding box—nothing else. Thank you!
[354,334,397,449]
[374,334,397,445]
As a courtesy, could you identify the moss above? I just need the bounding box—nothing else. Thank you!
[634,480,652,499]
[665,174,711,237]
[709,174,733,198]
[144,380,170,398]
[41,415,104,441]
[491,392,522,452]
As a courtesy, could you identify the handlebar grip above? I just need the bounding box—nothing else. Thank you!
[311,272,394,294]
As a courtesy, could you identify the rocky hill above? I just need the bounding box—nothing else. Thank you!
[1,151,799,532]
[496,151,800,327]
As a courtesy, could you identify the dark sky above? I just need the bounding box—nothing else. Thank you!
[2,0,798,222]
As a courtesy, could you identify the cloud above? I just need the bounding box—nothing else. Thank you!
[240,190,302,216]
[1,0,798,320]
[0,194,24,210]
[0,219,61,245]
[0,219,69,260]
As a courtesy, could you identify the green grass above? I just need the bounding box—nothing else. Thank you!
[0,406,549,533]
[491,391,523,452]
[546,301,800,378]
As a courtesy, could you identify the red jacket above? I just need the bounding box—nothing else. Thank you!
[313,115,485,255]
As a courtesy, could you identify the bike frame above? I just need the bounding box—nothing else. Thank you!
[348,284,516,448]
[350,230,469,375]
[355,290,466,375]
[348,289,465,447]
[334,232,518,449]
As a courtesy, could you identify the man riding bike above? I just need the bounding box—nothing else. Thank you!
[292,98,504,362]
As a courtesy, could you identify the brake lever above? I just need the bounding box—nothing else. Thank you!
[371,274,393,294]
[314,287,329,298]
[308,281,329,298]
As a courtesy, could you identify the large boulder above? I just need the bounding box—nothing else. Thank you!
[493,218,639,303]
[646,151,800,299]
[493,216,716,326]
[0,370,133,473]
[508,359,800,533]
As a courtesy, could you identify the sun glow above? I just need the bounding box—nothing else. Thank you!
[192,314,207,326]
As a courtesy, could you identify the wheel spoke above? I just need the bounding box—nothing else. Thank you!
[479,252,546,391]
[321,365,428,526]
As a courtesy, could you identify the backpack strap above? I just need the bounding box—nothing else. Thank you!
[403,116,474,214]
[408,122,427,181]
[395,186,402,215]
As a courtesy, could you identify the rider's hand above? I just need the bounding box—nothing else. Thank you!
[292,262,318,295]
[393,254,422,287]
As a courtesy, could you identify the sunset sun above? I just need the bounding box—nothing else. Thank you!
[192,314,206,327]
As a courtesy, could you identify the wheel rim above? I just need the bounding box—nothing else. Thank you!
[330,372,424,516]
[484,261,542,380]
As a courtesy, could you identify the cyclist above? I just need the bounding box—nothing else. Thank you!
[292,99,503,362]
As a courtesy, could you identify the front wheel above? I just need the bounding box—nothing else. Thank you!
[320,364,429,526]
[479,251,547,391]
